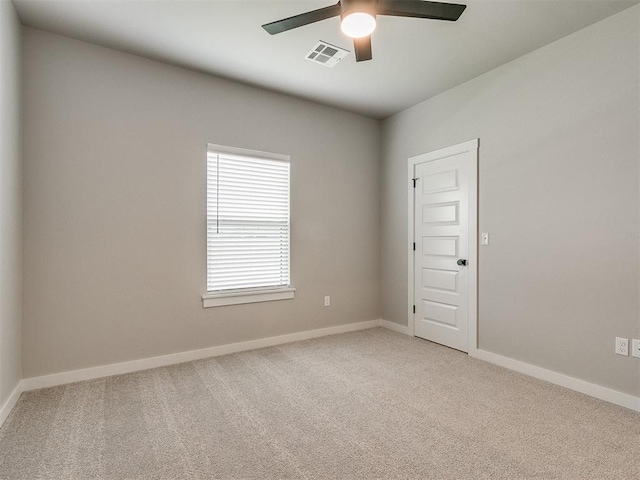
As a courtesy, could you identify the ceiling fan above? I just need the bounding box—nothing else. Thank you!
[262,0,467,62]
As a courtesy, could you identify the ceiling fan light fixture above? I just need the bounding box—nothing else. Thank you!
[262,0,467,62]
[340,12,376,38]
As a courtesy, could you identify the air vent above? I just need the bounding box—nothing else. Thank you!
[305,41,349,67]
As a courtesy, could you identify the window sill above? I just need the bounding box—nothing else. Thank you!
[202,287,295,308]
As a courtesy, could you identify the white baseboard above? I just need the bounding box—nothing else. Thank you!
[378,319,639,413]
[10,320,638,427]
[0,381,24,429]
[380,319,412,336]
[22,319,382,392]
[473,349,640,413]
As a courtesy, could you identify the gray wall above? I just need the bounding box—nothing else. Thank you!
[0,0,22,407]
[381,6,640,396]
[22,29,381,378]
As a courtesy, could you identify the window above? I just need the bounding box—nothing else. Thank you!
[202,144,294,307]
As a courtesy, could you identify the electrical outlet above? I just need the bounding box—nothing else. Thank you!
[632,339,640,359]
[615,337,629,356]
[324,296,330,307]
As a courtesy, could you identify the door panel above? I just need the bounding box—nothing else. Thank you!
[423,269,457,291]
[423,237,458,256]
[414,151,471,352]
[422,169,458,194]
[422,301,458,327]
[422,203,458,224]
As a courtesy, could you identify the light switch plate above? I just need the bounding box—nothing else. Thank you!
[481,232,489,245]
[632,339,640,358]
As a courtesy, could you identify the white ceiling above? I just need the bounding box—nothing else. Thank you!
[13,0,638,118]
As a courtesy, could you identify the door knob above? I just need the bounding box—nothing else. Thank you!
[457,259,467,266]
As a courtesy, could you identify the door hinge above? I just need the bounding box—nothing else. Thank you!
[413,305,416,314]
[412,178,418,188]
[413,242,416,251]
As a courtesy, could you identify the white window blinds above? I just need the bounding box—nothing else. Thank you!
[207,146,290,293]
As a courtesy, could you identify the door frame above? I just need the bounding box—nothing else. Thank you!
[407,138,479,355]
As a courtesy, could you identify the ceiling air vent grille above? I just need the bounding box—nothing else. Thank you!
[305,41,349,67]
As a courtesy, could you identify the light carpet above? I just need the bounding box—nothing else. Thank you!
[0,328,638,479]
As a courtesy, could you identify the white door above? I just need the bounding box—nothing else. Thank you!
[411,140,477,352]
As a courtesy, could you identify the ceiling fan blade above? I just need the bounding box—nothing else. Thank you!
[262,3,342,35]
[353,36,372,62]
[378,0,466,21]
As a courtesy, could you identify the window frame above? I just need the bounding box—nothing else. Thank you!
[202,143,295,308]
